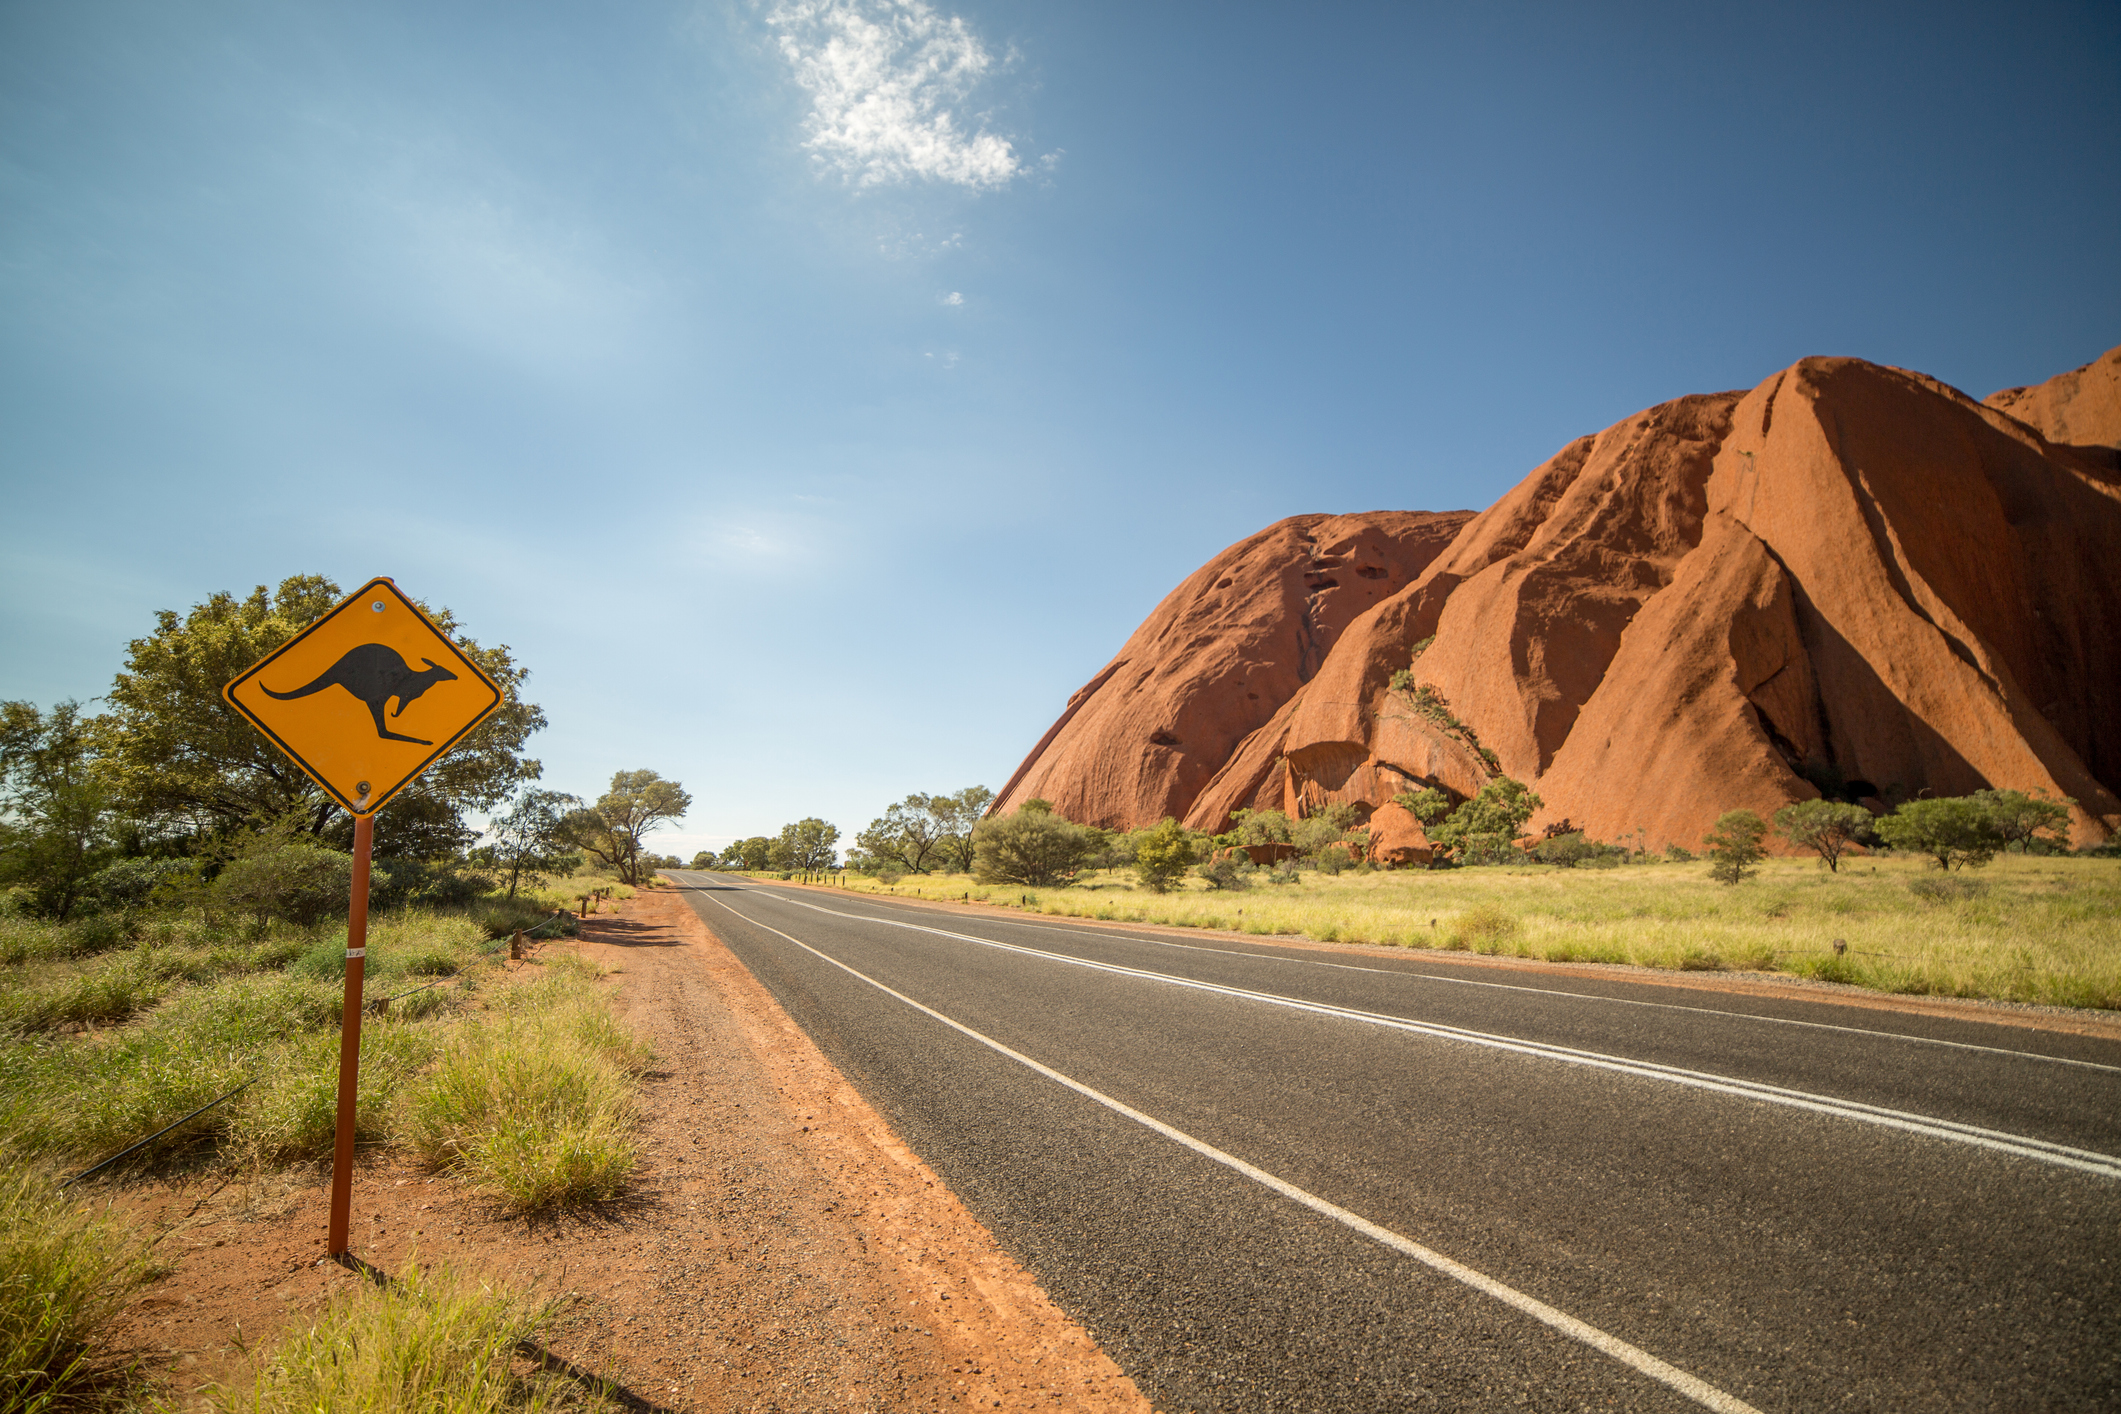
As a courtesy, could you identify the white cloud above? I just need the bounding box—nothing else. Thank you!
[941,290,963,305]
[767,0,1022,189]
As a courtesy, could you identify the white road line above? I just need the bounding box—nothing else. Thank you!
[719,877,2117,1075]
[716,882,2121,1181]
[698,891,1765,1414]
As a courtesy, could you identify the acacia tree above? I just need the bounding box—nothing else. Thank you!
[0,701,115,920]
[1973,789,2073,853]
[473,788,583,898]
[94,575,545,845]
[855,795,949,873]
[935,786,995,873]
[560,770,692,885]
[1703,810,1769,884]
[1877,797,2000,871]
[778,818,840,872]
[1773,798,1873,872]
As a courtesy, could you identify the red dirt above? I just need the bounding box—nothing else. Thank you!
[105,889,1150,1413]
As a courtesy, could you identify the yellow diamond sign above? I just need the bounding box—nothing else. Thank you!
[223,577,503,816]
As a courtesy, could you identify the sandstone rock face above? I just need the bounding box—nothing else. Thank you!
[1985,343,2121,452]
[998,350,2121,851]
[1363,802,1434,867]
[991,511,1473,828]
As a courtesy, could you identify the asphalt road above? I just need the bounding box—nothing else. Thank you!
[665,872,2121,1412]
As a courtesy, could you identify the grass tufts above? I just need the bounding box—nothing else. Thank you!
[0,1161,153,1412]
[212,1258,610,1413]
[397,973,646,1211]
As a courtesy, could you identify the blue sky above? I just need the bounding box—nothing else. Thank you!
[3,0,2117,858]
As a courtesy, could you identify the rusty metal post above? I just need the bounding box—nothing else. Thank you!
[326,812,374,1257]
[510,930,524,960]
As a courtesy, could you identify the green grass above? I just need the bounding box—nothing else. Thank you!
[211,1258,612,1413]
[0,1161,153,1413]
[822,855,2121,1010]
[397,964,648,1212]
[0,911,495,1169]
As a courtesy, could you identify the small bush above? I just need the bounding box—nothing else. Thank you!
[1663,844,1695,862]
[1704,810,1768,885]
[1447,906,1520,952]
[217,1258,599,1413]
[1196,855,1252,891]
[215,842,352,931]
[0,1162,152,1413]
[1908,876,1989,904]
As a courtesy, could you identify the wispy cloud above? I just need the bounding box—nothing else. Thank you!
[940,290,963,305]
[767,0,1022,189]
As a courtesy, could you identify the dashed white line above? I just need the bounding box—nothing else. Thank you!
[699,889,1766,1414]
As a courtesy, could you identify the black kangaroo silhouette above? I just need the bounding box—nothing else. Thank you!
[264,644,459,746]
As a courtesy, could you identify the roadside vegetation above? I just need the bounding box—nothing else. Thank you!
[212,1258,615,1414]
[714,778,2116,1012]
[0,574,679,1408]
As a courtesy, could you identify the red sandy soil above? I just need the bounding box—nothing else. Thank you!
[103,887,1150,1413]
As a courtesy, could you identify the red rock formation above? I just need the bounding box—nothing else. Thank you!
[1984,343,2121,451]
[1364,802,1434,867]
[990,511,1473,828]
[1002,350,2121,852]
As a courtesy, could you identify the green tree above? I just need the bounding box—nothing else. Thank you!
[733,836,775,872]
[975,806,1097,887]
[1773,798,1873,873]
[1390,787,1455,827]
[1131,817,1195,893]
[95,575,545,844]
[778,818,841,872]
[558,770,692,885]
[1229,808,1295,847]
[1703,810,1769,884]
[855,795,949,874]
[1876,797,2001,871]
[470,788,583,898]
[1430,778,1543,865]
[934,786,996,873]
[1973,788,2073,853]
[0,701,117,920]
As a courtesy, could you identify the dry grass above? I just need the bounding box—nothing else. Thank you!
[828,855,2121,1010]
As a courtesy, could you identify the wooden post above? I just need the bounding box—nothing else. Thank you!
[326,812,374,1257]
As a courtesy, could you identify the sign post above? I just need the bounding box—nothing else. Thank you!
[222,577,502,1258]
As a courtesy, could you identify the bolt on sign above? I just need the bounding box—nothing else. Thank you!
[223,577,502,1260]
[223,577,502,814]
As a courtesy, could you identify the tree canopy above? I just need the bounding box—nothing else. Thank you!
[94,575,545,849]
[1773,798,1873,872]
[558,770,692,885]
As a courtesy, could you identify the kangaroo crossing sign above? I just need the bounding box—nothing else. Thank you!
[223,578,503,815]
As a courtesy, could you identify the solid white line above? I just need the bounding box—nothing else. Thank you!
[697,889,1764,1414]
[727,883,2121,1180]
[741,877,2119,1075]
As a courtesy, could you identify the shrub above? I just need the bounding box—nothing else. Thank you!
[1703,810,1768,885]
[1390,787,1455,826]
[1663,843,1695,862]
[215,841,352,931]
[0,1162,152,1412]
[1773,798,1874,872]
[1131,819,1196,894]
[1908,876,1989,904]
[1196,854,1252,891]
[1877,797,2001,871]
[1532,832,1624,869]
[973,807,1099,887]
[1430,778,1542,864]
[82,856,191,914]
[1447,906,1520,952]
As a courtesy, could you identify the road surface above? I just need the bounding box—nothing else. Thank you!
[665,871,2120,1412]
